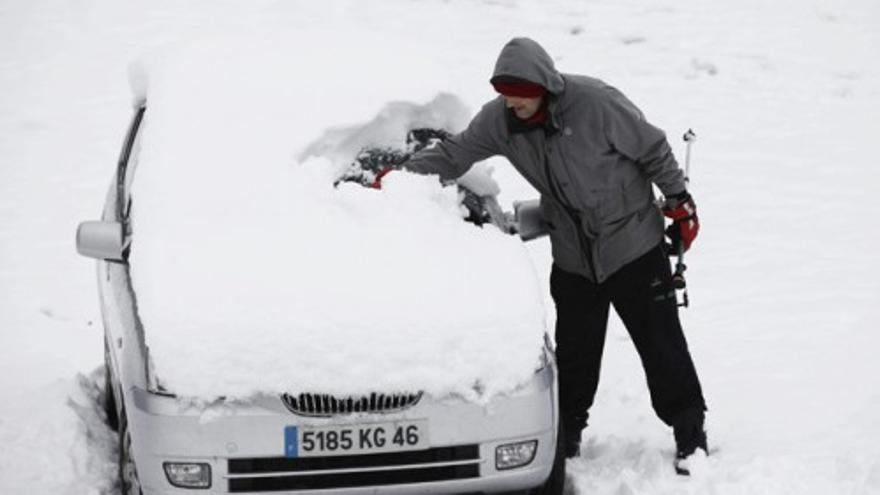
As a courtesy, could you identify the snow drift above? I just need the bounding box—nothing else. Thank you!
[127,32,547,401]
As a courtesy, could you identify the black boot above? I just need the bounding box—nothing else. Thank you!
[561,415,587,459]
[672,409,708,475]
[563,431,581,459]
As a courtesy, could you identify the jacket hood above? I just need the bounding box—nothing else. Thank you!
[491,37,565,95]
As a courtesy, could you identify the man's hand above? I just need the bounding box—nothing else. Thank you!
[663,192,699,252]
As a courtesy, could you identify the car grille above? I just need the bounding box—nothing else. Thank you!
[227,445,480,492]
[280,392,423,417]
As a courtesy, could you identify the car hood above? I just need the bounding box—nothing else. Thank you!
[127,32,548,402]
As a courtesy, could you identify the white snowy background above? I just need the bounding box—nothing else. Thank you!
[1,0,879,493]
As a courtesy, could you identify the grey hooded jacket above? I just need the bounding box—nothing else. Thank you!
[406,37,686,283]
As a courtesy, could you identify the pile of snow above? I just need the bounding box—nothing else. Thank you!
[127,32,547,401]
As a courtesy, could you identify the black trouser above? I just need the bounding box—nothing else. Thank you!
[551,245,706,434]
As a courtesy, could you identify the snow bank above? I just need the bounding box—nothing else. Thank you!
[127,32,547,401]
[0,372,117,495]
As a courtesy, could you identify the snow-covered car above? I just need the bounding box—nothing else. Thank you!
[77,97,562,495]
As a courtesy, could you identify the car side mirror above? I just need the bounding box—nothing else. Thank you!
[514,200,549,242]
[76,221,127,261]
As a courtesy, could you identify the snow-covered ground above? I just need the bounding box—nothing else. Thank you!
[2,0,879,493]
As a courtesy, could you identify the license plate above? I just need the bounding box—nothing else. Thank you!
[285,419,428,458]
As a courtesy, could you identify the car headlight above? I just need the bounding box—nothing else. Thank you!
[163,462,211,489]
[496,440,538,470]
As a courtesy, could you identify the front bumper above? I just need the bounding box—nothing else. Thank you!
[125,366,558,494]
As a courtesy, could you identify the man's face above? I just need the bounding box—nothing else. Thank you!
[504,95,543,120]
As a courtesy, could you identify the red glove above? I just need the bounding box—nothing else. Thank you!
[369,168,394,189]
[663,192,699,252]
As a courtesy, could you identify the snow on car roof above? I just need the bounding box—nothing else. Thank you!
[127,33,547,402]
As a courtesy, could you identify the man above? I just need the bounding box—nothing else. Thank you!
[402,37,708,472]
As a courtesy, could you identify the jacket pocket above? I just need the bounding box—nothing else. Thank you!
[600,177,653,225]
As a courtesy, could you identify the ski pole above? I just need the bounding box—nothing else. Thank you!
[672,129,696,308]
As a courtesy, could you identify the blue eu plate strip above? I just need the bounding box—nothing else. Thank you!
[284,426,298,458]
